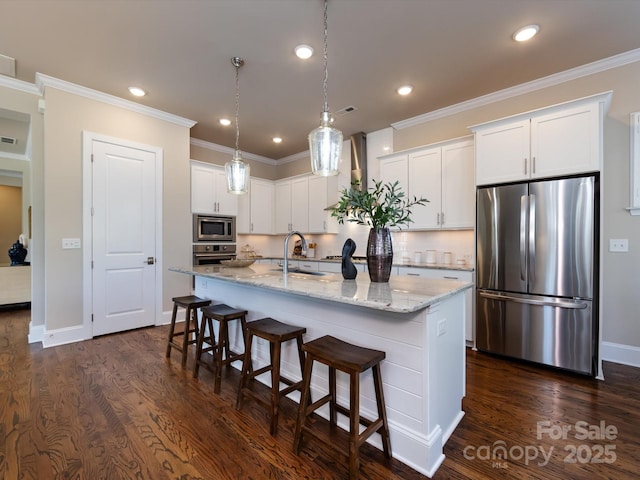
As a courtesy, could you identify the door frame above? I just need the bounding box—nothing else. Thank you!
[81,131,163,338]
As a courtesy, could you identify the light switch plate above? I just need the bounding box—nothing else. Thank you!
[62,238,81,249]
[609,239,629,252]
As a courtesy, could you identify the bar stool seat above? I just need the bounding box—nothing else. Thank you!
[193,303,248,394]
[166,295,211,368]
[236,317,306,436]
[293,335,392,480]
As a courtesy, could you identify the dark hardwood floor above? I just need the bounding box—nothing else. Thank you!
[1,307,639,479]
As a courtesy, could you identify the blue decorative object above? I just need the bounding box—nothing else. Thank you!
[341,238,357,280]
[8,240,28,265]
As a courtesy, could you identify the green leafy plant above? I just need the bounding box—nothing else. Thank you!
[331,179,429,232]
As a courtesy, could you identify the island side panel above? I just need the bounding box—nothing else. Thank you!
[194,274,466,478]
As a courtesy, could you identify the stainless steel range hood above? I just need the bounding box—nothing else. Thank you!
[349,132,367,191]
[325,132,367,211]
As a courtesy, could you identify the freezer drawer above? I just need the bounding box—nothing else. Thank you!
[476,290,595,375]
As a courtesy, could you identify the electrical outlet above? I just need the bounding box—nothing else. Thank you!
[437,319,447,336]
[609,239,629,252]
[62,238,81,249]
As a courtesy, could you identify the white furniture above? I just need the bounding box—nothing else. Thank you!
[171,263,471,478]
[237,178,274,234]
[379,137,475,230]
[396,266,474,343]
[472,92,612,186]
[0,265,30,305]
[191,161,238,215]
[275,177,308,233]
[307,175,339,234]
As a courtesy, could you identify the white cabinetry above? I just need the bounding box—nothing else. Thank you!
[308,175,339,234]
[191,161,238,215]
[238,178,275,234]
[275,177,309,234]
[473,92,611,186]
[379,137,474,230]
[396,266,474,343]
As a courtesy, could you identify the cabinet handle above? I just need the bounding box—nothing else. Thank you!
[323,220,326,231]
[444,276,459,280]
[407,273,421,276]
[437,213,440,225]
[524,158,528,175]
[532,156,536,174]
[250,223,254,232]
[441,212,445,225]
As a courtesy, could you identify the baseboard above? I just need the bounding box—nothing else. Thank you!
[601,341,640,368]
[28,322,44,344]
[158,309,173,326]
[42,324,91,348]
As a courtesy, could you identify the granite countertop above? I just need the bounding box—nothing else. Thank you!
[169,263,472,314]
[252,256,475,272]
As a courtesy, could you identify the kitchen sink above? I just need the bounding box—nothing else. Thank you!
[270,267,327,276]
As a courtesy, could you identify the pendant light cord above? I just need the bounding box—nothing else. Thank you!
[322,0,329,113]
[234,60,241,152]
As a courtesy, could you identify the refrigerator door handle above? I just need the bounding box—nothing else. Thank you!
[529,193,536,284]
[520,195,528,281]
[479,291,589,310]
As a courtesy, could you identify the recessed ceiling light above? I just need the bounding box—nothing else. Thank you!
[128,86,146,97]
[219,118,231,126]
[294,44,314,59]
[273,137,283,144]
[397,85,413,96]
[513,24,539,42]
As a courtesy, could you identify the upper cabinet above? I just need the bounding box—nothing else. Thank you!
[237,178,274,234]
[308,175,339,234]
[275,177,308,234]
[472,92,612,186]
[379,137,475,230]
[191,161,238,215]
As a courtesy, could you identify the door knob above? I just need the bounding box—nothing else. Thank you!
[146,257,155,265]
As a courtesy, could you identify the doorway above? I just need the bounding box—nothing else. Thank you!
[82,132,162,336]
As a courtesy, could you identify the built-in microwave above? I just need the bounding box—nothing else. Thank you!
[193,214,236,242]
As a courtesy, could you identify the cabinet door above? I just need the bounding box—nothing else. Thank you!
[274,180,292,233]
[236,180,251,234]
[441,140,475,229]
[291,177,309,232]
[191,164,217,214]
[250,179,274,234]
[308,175,338,233]
[475,119,530,185]
[408,147,441,229]
[531,102,600,178]
[213,170,238,215]
[379,153,408,189]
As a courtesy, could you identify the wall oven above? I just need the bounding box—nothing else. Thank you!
[193,244,236,265]
[193,214,236,243]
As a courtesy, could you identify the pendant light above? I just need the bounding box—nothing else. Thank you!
[308,0,342,176]
[225,56,250,194]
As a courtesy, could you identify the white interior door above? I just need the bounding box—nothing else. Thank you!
[91,140,157,336]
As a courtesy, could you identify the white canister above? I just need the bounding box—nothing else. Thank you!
[443,251,452,265]
[413,251,422,264]
[425,250,436,264]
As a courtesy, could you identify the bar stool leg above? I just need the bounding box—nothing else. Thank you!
[270,341,282,435]
[236,333,254,409]
[293,353,314,454]
[349,371,360,480]
[329,366,337,426]
[214,317,227,393]
[373,364,392,458]
[166,303,179,358]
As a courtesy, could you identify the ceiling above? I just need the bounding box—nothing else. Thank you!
[1,0,640,161]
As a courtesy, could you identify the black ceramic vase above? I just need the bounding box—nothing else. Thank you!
[367,228,393,282]
[8,240,28,266]
[341,238,357,280]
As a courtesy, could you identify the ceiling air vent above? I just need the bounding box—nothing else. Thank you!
[335,105,358,116]
[0,136,17,145]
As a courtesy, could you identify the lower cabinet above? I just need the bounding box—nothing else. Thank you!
[396,266,475,343]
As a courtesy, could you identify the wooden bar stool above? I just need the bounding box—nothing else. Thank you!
[293,335,392,480]
[166,295,211,368]
[236,317,306,436]
[193,303,249,394]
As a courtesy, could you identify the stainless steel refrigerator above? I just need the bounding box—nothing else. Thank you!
[476,175,598,375]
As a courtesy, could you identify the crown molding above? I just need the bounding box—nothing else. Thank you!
[190,137,278,165]
[0,75,40,95]
[275,150,310,165]
[35,73,196,128]
[392,48,640,130]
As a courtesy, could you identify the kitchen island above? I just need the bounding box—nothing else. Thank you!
[169,263,472,478]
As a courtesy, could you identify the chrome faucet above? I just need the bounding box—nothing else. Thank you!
[283,231,307,275]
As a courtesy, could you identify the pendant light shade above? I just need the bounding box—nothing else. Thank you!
[309,0,342,176]
[225,56,250,194]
